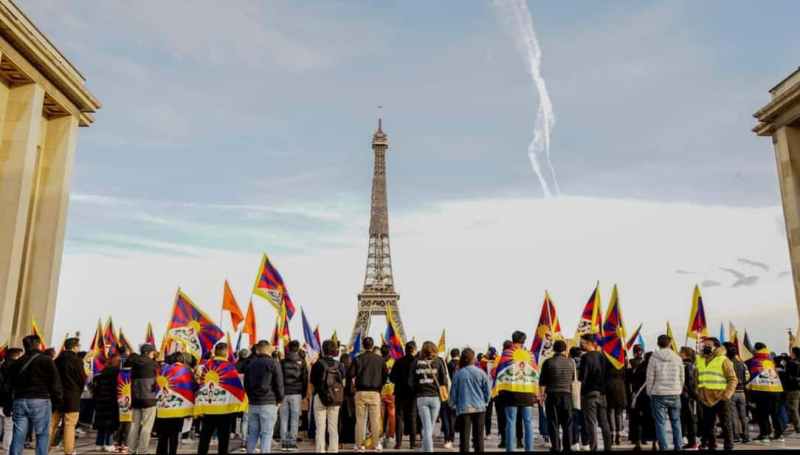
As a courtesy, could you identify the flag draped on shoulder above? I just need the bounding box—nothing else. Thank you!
[156,362,195,418]
[626,323,643,351]
[222,280,244,331]
[243,300,257,347]
[252,253,296,319]
[301,309,321,354]
[164,289,224,362]
[746,347,783,392]
[491,344,539,397]
[601,285,626,369]
[194,358,247,415]
[385,305,404,360]
[118,368,132,423]
[686,285,709,340]
[530,291,562,365]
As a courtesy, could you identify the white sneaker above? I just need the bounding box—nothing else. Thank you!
[443,441,453,449]
[581,444,590,451]
[571,443,581,451]
[375,443,383,452]
[104,446,115,452]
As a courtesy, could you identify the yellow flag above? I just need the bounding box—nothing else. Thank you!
[666,322,678,353]
[437,329,446,354]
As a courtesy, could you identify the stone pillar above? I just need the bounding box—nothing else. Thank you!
[0,83,45,344]
[774,126,800,321]
[15,114,79,343]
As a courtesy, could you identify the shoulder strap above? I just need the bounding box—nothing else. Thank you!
[18,353,41,377]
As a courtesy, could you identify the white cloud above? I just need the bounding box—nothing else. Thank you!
[54,196,795,353]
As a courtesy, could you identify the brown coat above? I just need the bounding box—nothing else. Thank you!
[695,347,737,407]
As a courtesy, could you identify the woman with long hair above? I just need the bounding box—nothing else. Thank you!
[411,341,449,452]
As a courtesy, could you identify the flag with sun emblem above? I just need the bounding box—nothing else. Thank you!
[156,362,196,418]
[491,343,539,397]
[117,368,133,423]
[164,289,224,362]
[194,358,247,415]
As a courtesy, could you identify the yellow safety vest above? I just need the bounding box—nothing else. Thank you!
[696,355,727,390]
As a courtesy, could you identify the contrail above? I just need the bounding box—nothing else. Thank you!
[493,0,559,197]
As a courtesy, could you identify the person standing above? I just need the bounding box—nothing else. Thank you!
[196,342,248,455]
[678,347,700,449]
[695,337,737,451]
[49,338,86,455]
[578,334,613,451]
[448,348,491,453]
[310,340,345,453]
[494,332,538,453]
[645,334,684,451]
[538,340,574,452]
[480,347,497,437]
[628,352,654,451]
[410,341,448,453]
[154,353,194,455]
[280,340,308,451]
[125,344,158,454]
[8,335,63,455]
[91,353,121,453]
[723,342,750,443]
[786,347,800,435]
[0,348,23,453]
[379,345,396,448]
[747,342,785,443]
[242,340,284,454]
[348,337,387,452]
[390,341,417,450]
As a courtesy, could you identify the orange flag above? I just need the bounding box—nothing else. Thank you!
[222,280,244,331]
[243,300,257,347]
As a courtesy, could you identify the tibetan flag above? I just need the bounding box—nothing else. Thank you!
[87,319,106,376]
[118,328,134,355]
[118,368,133,423]
[740,331,754,361]
[156,362,195,418]
[243,300,257,347]
[666,322,678,353]
[385,305,404,360]
[165,289,224,362]
[194,358,247,416]
[302,309,321,354]
[145,322,157,348]
[252,253,296,319]
[746,347,783,392]
[600,285,626,369]
[331,330,339,347]
[491,344,539,397]
[277,303,291,346]
[222,280,244,331]
[575,283,603,338]
[686,285,709,340]
[350,329,363,360]
[103,318,119,356]
[31,320,47,350]
[530,291,563,365]
[271,320,279,347]
[626,323,643,352]
[314,326,322,350]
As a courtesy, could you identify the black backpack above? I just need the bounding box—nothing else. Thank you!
[318,359,344,407]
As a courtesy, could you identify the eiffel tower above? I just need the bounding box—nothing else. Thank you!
[349,119,406,346]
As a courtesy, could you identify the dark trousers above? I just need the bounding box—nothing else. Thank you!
[198,414,234,455]
[394,395,417,449]
[457,412,485,452]
[752,391,784,438]
[582,392,612,451]
[156,418,183,455]
[545,392,573,452]
[485,398,494,435]
[680,396,697,446]
[440,402,456,442]
[700,400,733,450]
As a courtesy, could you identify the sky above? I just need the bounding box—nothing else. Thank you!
[21,0,800,351]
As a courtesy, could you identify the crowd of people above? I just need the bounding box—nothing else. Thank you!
[0,328,799,453]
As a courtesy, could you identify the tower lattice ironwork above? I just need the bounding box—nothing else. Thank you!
[349,119,406,346]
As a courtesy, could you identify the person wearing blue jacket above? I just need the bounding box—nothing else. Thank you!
[448,348,492,452]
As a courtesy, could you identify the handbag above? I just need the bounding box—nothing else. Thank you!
[570,360,581,410]
[431,359,449,402]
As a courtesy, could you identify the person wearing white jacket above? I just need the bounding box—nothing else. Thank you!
[646,335,685,451]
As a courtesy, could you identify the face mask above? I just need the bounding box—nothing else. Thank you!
[702,346,713,355]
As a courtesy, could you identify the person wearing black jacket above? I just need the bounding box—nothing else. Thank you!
[410,341,448,453]
[578,334,613,451]
[786,347,800,435]
[0,348,23,453]
[8,335,63,455]
[679,347,700,449]
[349,337,388,451]
[391,341,417,450]
[91,353,121,451]
[310,340,346,453]
[125,344,159,454]
[539,340,575,452]
[49,338,86,455]
[243,340,284,454]
[279,340,307,451]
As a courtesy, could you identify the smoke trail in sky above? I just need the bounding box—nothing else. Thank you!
[493,0,559,197]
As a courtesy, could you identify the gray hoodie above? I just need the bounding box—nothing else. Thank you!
[646,348,685,396]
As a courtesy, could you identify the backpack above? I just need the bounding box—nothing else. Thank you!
[318,359,344,407]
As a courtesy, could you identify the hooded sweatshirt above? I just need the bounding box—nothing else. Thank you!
[695,346,737,407]
[645,348,685,396]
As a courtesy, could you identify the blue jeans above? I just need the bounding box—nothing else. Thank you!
[505,405,534,452]
[279,394,302,447]
[11,399,51,455]
[247,404,278,453]
[417,396,441,452]
[96,429,113,446]
[651,395,682,450]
